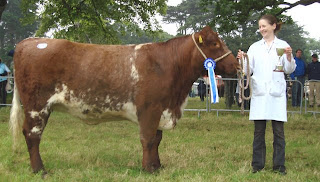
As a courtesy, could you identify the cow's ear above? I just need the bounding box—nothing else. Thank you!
[201,33,221,48]
[200,26,212,33]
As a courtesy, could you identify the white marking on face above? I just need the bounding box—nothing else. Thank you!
[37,43,48,49]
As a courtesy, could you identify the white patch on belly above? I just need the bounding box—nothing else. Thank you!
[37,43,48,49]
[158,97,189,130]
[45,84,138,123]
[122,102,138,122]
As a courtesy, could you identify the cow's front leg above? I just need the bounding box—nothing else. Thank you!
[138,110,162,173]
[140,130,163,173]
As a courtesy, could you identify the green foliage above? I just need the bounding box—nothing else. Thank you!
[305,38,320,61]
[202,0,295,34]
[119,29,174,44]
[278,22,311,62]
[162,0,315,58]
[163,0,215,35]
[21,0,167,44]
[0,0,38,68]
[0,0,7,20]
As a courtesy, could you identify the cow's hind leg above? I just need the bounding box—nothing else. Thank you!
[22,109,50,174]
[138,110,163,173]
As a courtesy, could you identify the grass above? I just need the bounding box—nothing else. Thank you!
[0,97,319,181]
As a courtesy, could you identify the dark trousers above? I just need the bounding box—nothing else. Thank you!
[252,120,285,170]
[292,77,305,107]
[199,92,205,101]
[0,80,7,105]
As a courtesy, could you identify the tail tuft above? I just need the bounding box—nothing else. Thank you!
[9,80,24,151]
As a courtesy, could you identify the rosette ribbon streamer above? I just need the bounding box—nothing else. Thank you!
[204,58,219,103]
[191,33,232,104]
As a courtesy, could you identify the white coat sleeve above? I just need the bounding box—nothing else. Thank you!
[282,53,296,74]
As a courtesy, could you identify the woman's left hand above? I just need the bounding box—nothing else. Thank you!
[285,47,292,62]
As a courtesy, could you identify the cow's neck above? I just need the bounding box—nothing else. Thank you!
[167,35,204,98]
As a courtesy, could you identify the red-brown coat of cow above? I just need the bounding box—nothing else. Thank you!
[10,26,239,174]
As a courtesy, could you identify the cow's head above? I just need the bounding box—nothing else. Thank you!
[193,26,239,77]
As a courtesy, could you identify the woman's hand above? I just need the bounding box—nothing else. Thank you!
[237,49,246,59]
[285,47,292,62]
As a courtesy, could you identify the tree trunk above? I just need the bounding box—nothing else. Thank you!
[0,0,7,20]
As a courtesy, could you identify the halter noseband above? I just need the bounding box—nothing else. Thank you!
[191,33,232,62]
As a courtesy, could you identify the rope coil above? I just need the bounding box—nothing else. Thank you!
[237,54,252,114]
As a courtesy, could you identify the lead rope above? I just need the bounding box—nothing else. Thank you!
[237,54,252,114]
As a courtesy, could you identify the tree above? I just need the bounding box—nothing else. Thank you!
[202,0,320,34]
[304,38,320,62]
[119,25,174,44]
[163,0,215,35]
[21,0,167,44]
[0,0,6,20]
[0,0,38,68]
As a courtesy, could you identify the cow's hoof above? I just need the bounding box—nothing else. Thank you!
[144,163,162,173]
[32,167,46,174]
[41,171,49,179]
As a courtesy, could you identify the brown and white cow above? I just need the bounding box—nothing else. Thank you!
[9,26,239,174]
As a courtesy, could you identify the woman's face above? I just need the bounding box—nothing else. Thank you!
[258,19,276,38]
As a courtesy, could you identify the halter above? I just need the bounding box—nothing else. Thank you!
[191,33,232,62]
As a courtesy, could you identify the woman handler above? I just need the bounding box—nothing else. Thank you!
[237,14,296,175]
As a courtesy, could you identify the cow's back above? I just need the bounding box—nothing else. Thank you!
[14,38,140,122]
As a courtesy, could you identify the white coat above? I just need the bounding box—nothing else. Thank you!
[245,37,296,122]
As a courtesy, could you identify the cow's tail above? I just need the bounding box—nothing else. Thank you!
[9,80,24,151]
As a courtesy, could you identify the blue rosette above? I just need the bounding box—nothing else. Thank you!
[204,58,219,103]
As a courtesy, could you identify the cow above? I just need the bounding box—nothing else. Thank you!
[9,26,239,175]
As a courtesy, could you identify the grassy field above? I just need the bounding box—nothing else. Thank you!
[0,97,319,181]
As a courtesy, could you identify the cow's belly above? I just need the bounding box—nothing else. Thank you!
[52,102,138,125]
[42,84,188,129]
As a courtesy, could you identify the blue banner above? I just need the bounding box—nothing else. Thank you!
[204,58,219,103]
